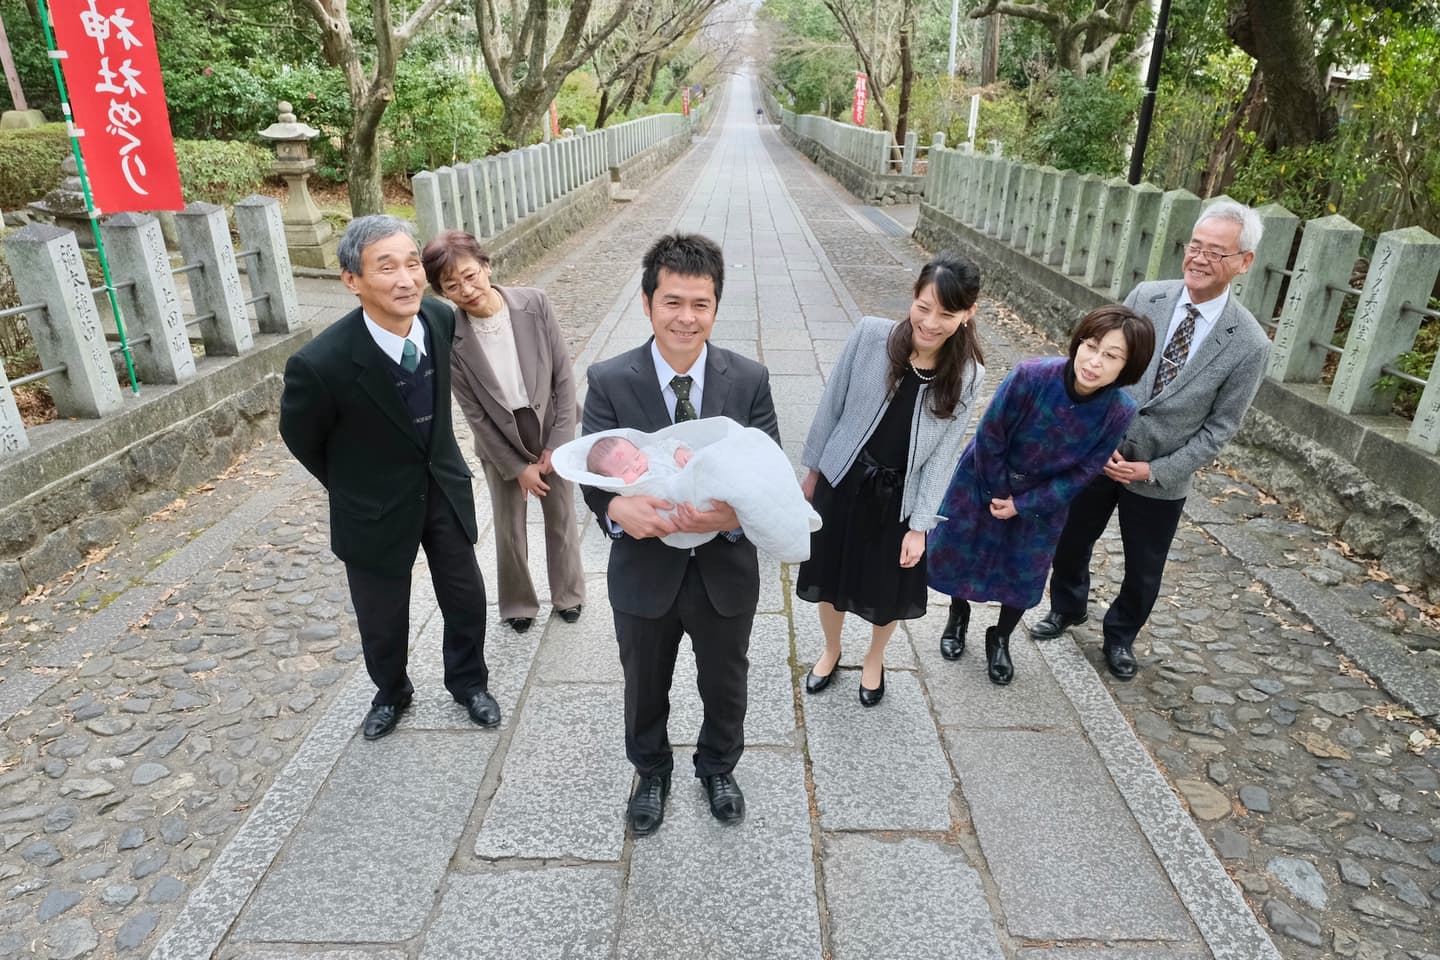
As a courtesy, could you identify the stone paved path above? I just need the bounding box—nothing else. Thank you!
[0,72,1436,960]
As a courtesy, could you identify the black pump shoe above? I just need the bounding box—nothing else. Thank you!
[804,664,835,694]
[858,666,885,707]
[940,599,969,660]
[985,627,1014,686]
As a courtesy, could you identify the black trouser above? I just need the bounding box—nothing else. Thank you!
[345,481,489,707]
[613,557,753,780]
[1047,474,1185,652]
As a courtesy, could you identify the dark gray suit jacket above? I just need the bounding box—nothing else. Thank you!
[581,340,779,618]
[1120,280,1271,500]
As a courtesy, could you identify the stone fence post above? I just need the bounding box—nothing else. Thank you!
[0,364,23,455]
[175,202,253,357]
[1412,351,1440,453]
[901,131,918,176]
[1267,214,1364,384]
[412,172,443,245]
[474,160,497,238]
[1013,164,1043,251]
[234,195,302,335]
[1148,189,1201,281]
[1062,175,1103,277]
[99,213,195,384]
[1329,226,1440,415]
[437,166,463,232]
[1233,202,1299,322]
[2,224,126,418]
[984,158,1013,238]
[1029,167,1060,259]
[1111,182,1162,298]
[454,163,479,236]
[1084,178,1131,289]
[1043,171,1080,268]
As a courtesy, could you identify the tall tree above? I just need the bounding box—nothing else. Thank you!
[968,0,1147,76]
[474,0,632,144]
[590,0,724,128]
[1223,0,1336,149]
[818,0,914,140]
[293,0,457,216]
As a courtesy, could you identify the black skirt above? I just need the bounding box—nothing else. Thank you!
[795,370,929,625]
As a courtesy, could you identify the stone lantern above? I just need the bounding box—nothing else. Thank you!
[28,154,97,247]
[259,101,338,270]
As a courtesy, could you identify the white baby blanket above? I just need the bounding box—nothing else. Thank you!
[552,417,821,561]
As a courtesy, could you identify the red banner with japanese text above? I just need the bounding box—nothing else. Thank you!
[682,88,691,117]
[550,100,560,138]
[852,72,867,126]
[49,0,183,212]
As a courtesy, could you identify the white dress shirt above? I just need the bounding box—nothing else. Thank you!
[363,311,428,365]
[1161,288,1228,363]
[651,340,707,421]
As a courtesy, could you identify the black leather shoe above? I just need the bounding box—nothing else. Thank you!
[362,696,411,740]
[557,605,582,623]
[1030,609,1089,640]
[858,666,885,707]
[1105,644,1138,681]
[985,627,1014,686]
[940,599,970,661]
[702,772,746,823]
[503,617,533,633]
[462,689,502,728]
[804,657,837,694]
[628,773,670,836]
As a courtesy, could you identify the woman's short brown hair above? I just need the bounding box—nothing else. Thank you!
[1067,305,1156,388]
[420,229,491,293]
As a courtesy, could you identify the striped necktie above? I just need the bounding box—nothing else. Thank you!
[1152,303,1200,398]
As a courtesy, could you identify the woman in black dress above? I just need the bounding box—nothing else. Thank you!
[796,253,986,706]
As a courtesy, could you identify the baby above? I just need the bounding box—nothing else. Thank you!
[586,436,691,483]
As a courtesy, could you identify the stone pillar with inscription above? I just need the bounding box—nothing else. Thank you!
[234,196,302,334]
[2,224,126,418]
[258,102,338,270]
[175,202,254,357]
[99,212,196,384]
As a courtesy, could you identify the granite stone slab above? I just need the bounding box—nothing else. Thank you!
[473,684,629,861]
[1015,950,1211,959]
[763,349,821,376]
[407,609,542,731]
[823,835,1003,960]
[909,600,1076,730]
[669,653,797,749]
[946,728,1192,942]
[616,748,820,960]
[531,599,625,684]
[418,867,621,960]
[225,951,407,960]
[793,601,918,669]
[232,731,492,944]
[805,669,953,831]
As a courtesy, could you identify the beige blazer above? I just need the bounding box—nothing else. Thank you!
[449,285,577,481]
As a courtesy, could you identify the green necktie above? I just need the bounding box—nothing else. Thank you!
[401,339,419,373]
[671,375,696,422]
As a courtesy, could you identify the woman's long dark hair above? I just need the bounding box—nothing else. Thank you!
[886,251,984,419]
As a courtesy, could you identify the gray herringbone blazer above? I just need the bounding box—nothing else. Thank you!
[1120,280,1271,501]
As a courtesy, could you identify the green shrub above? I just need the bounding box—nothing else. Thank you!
[0,124,71,210]
[173,140,273,206]
[1025,71,1137,176]
[164,63,274,142]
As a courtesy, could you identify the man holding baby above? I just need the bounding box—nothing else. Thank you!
[581,233,779,838]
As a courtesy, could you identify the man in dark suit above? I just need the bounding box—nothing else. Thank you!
[1032,201,1272,680]
[279,215,501,740]
[582,234,779,836]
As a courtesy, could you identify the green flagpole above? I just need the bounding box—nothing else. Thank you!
[35,0,140,395]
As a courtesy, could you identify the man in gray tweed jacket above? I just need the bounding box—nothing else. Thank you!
[1032,201,1271,679]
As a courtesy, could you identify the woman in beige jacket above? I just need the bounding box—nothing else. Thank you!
[421,230,584,632]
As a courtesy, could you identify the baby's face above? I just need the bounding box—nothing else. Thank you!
[601,441,649,483]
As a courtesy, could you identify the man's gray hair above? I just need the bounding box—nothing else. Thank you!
[1194,200,1263,253]
[337,214,417,274]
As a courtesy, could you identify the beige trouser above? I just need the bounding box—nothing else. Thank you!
[479,458,585,620]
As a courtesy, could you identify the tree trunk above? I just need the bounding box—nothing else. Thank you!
[1201,67,1264,197]
[1226,0,1336,149]
[894,17,913,159]
[499,84,551,145]
[980,13,999,84]
[347,93,389,217]
[594,86,614,128]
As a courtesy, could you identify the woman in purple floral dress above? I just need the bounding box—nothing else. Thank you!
[927,305,1155,685]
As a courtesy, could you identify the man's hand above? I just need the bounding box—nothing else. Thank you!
[672,499,739,534]
[1103,450,1152,485]
[607,495,679,539]
[899,529,926,568]
[518,463,550,498]
[801,469,819,502]
[989,496,1017,519]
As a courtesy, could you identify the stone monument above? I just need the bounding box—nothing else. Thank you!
[28,154,97,247]
[259,101,338,270]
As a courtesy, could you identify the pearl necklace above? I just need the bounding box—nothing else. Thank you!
[909,359,937,382]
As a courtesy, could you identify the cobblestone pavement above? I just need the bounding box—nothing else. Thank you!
[0,72,1435,960]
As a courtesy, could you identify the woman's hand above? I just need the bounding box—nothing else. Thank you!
[989,497,1017,519]
[537,448,554,474]
[899,529,926,568]
[518,463,550,498]
[801,469,819,502]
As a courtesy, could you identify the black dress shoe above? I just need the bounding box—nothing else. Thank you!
[804,658,837,694]
[858,666,885,707]
[462,689,502,727]
[702,772,746,823]
[1105,644,1138,681]
[985,626,1014,686]
[628,773,670,836]
[503,617,534,633]
[940,598,970,661]
[362,696,412,740]
[557,605,582,623]
[1030,609,1089,640]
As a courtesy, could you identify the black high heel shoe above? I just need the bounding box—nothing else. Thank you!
[858,666,885,707]
[804,654,839,694]
[985,627,1014,686]
[940,599,969,661]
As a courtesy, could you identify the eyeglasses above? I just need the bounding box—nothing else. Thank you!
[1184,242,1245,264]
[441,270,486,295]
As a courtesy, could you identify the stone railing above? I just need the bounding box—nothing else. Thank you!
[0,196,310,607]
[915,143,1440,591]
[412,112,693,250]
[762,88,926,206]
